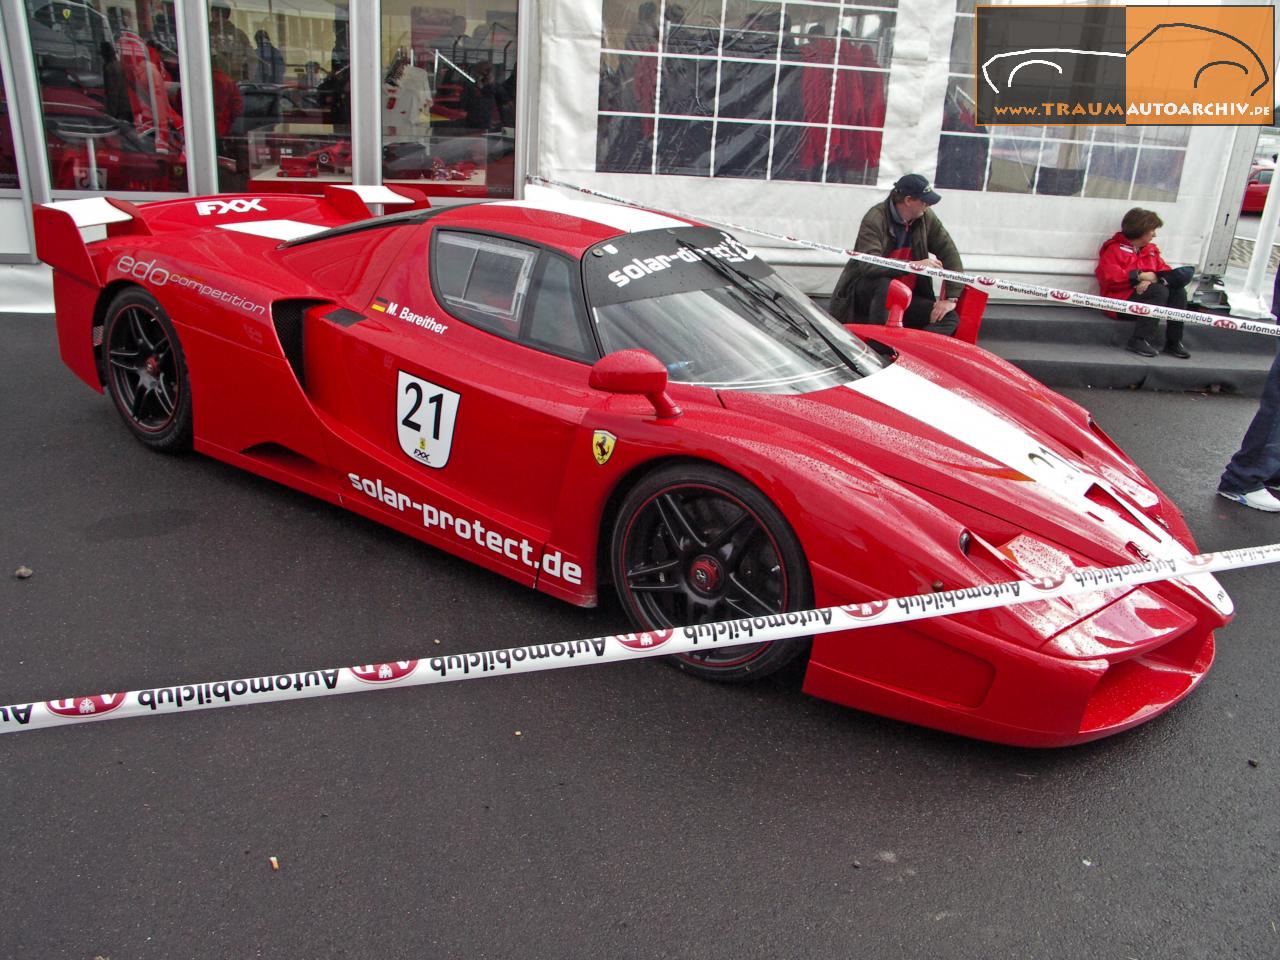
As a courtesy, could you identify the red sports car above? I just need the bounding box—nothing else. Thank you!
[1241,163,1272,214]
[35,187,1232,747]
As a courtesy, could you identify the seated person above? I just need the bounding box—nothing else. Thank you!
[828,174,964,336]
[1095,208,1191,359]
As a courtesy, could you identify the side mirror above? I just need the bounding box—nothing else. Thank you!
[885,278,912,329]
[589,350,682,419]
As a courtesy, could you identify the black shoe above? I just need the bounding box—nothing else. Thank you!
[1125,339,1158,357]
[1163,341,1190,359]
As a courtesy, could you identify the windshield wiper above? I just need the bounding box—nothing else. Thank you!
[668,233,811,339]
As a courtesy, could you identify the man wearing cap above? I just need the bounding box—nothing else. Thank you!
[828,174,964,335]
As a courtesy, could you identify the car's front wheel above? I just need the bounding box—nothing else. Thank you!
[102,287,193,452]
[611,463,812,681]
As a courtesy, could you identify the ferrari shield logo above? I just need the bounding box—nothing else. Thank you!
[592,430,617,466]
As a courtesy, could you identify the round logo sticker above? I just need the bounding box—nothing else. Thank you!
[349,661,418,683]
[840,600,889,619]
[1026,574,1066,591]
[616,630,673,651]
[1128,304,1153,316]
[1050,290,1071,301]
[46,694,126,717]
[975,276,998,287]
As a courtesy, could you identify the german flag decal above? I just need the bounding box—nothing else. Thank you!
[371,296,390,313]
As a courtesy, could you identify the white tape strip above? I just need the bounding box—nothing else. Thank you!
[2,543,1278,736]
[527,176,1280,340]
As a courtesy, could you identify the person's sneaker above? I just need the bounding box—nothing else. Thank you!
[1163,341,1191,359]
[1125,338,1158,357]
[1217,488,1280,512]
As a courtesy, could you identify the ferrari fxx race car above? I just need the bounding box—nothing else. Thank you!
[35,187,1232,746]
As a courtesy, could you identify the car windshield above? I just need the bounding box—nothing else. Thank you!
[585,226,884,394]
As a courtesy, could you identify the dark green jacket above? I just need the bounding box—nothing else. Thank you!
[829,199,964,322]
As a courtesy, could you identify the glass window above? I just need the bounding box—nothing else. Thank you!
[1036,134,1088,196]
[597,0,896,183]
[432,232,537,339]
[986,137,1038,193]
[1131,147,1184,203]
[0,64,21,189]
[584,228,884,394]
[27,0,187,193]
[381,0,518,198]
[1084,144,1137,199]
[214,0,351,194]
[525,256,594,360]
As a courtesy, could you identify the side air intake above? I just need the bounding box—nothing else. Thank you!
[271,299,326,389]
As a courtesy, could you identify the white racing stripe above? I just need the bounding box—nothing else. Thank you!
[496,184,685,233]
[217,219,329,241]
[329,184,418,205]
[1,542,1275,736]
[846,363,1232,614]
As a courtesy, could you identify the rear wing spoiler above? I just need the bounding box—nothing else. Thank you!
[33,197,148,287]
[34,184,430,284]
[34,185,430,391]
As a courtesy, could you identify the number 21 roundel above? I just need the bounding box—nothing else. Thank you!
[397,371,461,469]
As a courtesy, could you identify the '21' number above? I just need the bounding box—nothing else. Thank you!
[401,381,444,439]
[396,371,460,469]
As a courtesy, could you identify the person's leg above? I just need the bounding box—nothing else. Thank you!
[1219,346,1280,509]
[1161,284,1189,357]
[901,293,935,329]
[1124,282,1166,355]
[855,276,892,325]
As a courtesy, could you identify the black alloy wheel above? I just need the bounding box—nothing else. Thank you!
[612,463,813,681]
[103,287,193,452]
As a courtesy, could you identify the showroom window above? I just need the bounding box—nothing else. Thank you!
[934,0,1188,200]
[26,0,188,193]
[213,0,351,193]
[596,0,895,183]
[380,0,517,198]
[0,63,20,189]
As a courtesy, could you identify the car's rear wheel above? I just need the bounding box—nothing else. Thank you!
[103,287,193,452]
[611,463,812,682]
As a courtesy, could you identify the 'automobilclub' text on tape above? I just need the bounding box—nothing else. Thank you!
[527,176,1280,340]
[3,543,1278,736]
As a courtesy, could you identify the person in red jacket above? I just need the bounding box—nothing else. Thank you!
[1095,208,1190,358]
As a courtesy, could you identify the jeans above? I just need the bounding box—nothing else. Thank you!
[1219,344,1280,494]
[1127,281,1185,347]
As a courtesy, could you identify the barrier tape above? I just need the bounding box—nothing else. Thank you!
[2,542,1278,736]
[527,176,1280,340]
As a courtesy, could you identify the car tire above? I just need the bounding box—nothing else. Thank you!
[611,462,813,682]
[102,287,193,453]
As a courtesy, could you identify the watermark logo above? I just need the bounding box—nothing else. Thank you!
[976,5,1273,126]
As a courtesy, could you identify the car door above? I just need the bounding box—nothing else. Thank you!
[309,225,602,591]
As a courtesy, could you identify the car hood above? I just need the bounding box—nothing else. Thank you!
[717,355,1231,617]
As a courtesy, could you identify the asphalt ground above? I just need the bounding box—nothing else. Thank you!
[2,313,1278,960]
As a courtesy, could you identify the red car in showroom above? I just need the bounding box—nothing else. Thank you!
[34,187,1232,746]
